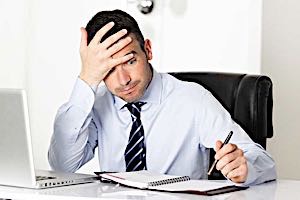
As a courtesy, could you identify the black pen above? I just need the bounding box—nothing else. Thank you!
[207,131,233,175]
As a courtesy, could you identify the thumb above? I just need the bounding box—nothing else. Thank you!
[215,140,223,152]
[80,27,88,51]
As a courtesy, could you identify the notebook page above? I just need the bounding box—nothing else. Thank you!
[100,171,188,189]
[150,180,235,192]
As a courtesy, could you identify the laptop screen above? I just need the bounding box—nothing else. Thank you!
[0,89,36,187]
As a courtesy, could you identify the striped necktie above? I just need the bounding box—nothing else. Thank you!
[124,102,147,171]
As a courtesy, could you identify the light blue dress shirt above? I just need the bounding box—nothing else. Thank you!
[48,70,276,186]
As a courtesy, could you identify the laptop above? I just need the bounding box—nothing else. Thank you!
[0,88,98,189]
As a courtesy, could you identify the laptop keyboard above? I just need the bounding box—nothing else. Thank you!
[36,175,56,181]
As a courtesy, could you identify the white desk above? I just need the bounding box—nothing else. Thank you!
[0,180,299,200]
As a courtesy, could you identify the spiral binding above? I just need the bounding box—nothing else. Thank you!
[148,176,191,187]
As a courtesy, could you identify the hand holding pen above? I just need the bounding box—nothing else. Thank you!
[208,131,248,183]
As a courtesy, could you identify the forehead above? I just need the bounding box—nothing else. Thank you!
[112,34,144,58]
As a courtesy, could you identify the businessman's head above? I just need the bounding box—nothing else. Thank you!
[86,9,146,53]
[85,10,153,103]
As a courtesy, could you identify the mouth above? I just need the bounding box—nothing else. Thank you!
[120,83,138,95]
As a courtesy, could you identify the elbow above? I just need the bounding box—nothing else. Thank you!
[267,163,277,181]
[48,149,80,173]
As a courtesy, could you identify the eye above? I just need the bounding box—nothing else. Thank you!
[126,58,136,65]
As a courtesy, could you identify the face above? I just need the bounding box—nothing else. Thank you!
[104,34,153,103]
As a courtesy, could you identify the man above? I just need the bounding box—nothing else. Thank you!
[48,9,276,185]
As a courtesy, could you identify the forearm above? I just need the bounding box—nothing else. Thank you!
[48,108,95,172]
[48,78,97,172]
[198,91,276,185]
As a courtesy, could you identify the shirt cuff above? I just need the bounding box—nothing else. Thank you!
[69,78,95,113]
[242,161,257,186]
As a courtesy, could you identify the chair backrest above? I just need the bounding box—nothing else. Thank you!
[169,72,274,179]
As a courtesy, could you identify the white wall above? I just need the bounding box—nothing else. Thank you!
[1,0,263,174]
[160,0,262,73]
[0,0,26,88]
[126,0,262,73]
[262,0,300,180]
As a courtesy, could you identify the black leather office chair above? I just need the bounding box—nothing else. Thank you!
[169,72,274,179]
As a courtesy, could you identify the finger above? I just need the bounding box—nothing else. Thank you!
[108,53,134,69]
[217,148,244,171]
[106,36,132,56]
[216,153,236,171]
[80,27,88,53]
[102,29,128,49]
[215,140,223,151]
[227,163,248,183]
[218,153,246,175]
[90,21,115,47]
[215,143,237,160]
[102,53,134,80]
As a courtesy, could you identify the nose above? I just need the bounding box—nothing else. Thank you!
[117,66,131,86]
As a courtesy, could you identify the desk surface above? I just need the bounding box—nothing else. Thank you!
[0,179,299,200]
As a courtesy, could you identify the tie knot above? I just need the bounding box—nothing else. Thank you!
[124,102,146,117]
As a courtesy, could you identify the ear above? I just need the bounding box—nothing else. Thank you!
[144,39,153,60]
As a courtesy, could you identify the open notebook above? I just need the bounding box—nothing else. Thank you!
[95,170,248,196]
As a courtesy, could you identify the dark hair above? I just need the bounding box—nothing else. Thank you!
[85,9,145,51]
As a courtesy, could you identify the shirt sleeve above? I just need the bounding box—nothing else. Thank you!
[197,90,276,186]
[48,78,98,172]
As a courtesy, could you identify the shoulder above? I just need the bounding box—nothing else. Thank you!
[161,73,210,100]
[159,73,218,122]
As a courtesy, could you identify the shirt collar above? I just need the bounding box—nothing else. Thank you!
[113,69,162,110]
